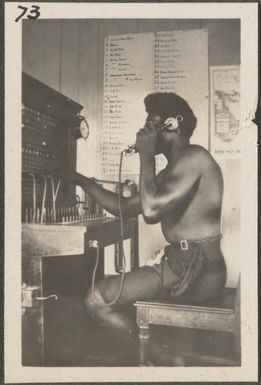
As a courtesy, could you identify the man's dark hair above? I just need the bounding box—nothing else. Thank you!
[144,92,197,138]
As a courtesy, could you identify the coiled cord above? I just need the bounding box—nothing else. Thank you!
[91,150,126,306]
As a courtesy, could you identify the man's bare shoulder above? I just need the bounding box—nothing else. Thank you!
[186,144,212,158]
[168,145,219,176]
[184,145,217,166]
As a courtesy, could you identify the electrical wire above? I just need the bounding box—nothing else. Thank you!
[48,175,61,223]
[91,150,126,306]
[40,175,47,224]
[30,173,36,223]
[91,241,100,293]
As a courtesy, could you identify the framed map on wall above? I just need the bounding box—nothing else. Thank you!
[210,66,240,157]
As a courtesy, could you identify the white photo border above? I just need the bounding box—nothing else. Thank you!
[5,2,258,382]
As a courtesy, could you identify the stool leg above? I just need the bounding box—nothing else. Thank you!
[139,326,150,366]
[136,307,150,366]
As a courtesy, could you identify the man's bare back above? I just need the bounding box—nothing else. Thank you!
[156,145,223,243]
[70,142,223,245]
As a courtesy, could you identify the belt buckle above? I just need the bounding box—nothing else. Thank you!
[180,240,189,251]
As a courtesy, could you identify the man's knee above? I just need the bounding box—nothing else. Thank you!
[85,287,136,337]
[85,287,111,318]
[85,287,102,312]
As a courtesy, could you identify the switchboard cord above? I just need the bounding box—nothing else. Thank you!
[48,175,61,223]
[91,150,126,306]
[40,175,47,224]
[30,173,37,223]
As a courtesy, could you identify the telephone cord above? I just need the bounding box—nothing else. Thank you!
[91,150,126,306]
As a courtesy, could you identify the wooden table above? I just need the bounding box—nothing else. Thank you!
[22,217,138,365]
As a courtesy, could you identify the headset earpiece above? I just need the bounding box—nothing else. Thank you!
[164,115,184,131]
[172,118,179,130]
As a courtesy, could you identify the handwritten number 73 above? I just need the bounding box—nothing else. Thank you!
[15,5,41,22]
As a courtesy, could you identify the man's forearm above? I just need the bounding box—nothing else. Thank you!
[139,155,158,219]
[75,173,123,217]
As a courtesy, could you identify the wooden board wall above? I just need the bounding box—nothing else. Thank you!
[22,18,240,118]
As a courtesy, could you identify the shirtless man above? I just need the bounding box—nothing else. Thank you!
[63,92,227,364]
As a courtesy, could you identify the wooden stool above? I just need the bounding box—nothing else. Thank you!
[134,279,240,366]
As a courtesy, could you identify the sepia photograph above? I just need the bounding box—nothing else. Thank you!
[4,2,258,382]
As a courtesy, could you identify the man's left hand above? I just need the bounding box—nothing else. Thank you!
[136,121,158,158]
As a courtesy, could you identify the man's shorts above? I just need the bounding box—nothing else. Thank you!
[96,235,227,307]
[147,235,227,299]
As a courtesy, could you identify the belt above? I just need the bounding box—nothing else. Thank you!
[171,234,222,251]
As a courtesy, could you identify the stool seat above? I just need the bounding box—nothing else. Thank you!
[135,281,240,366]
[153,286,236,308]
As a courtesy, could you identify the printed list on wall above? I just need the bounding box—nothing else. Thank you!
[102,30,209,175]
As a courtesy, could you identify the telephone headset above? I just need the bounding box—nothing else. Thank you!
[125,115,184,154]
[91,114,184,306]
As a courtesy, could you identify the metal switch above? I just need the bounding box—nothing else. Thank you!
[22,285,40,308]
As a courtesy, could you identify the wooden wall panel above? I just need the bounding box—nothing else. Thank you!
[202,19,240,66]
[137,19,159,32]
[59,20,80,101]
[202,19,225,66]
[136,19,201,33]
[220,19,241,65]
[22,20,61,90]
[42,20,62,91]
[219,158,241,287]
[76,20,100,177]
[78,20,99,117]
[177,19,201,30]
[156,19,181,31]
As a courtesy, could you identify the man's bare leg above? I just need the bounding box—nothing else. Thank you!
[85,287,135,337]
[85,267,186,365]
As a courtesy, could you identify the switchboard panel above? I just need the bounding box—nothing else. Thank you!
[22,73,83,221]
